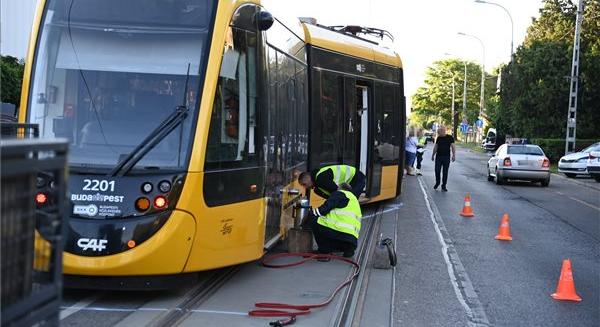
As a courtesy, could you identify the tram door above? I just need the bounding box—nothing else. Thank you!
[263,46,307,248]
[357,85,369,177]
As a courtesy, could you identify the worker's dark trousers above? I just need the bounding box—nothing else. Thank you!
[349,174,366,198]
[434,155,451,187]
[305,215,356,254]
[415,151,424,169]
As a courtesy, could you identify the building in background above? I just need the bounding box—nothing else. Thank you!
[1,0,40,58]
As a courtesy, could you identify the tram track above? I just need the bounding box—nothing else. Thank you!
[149,266,240,327]
[332,203,384,327]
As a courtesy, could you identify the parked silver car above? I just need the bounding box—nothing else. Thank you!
[558,142,600,178]
[487,144,551,186]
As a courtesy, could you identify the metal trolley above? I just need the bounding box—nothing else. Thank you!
[1,125,68,327]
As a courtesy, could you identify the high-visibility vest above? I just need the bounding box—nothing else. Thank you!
[317,190,362,239]
[316,165,356,195]
[417,136,427,147]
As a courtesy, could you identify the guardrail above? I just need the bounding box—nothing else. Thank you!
[1,137,68,327]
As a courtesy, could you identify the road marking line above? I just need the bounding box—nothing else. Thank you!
[189,309,247,316]
[549,190,600,212]
[60,294,103,320]
[417,177,490,327]
[362,204,402,220]
[568,196,600,212]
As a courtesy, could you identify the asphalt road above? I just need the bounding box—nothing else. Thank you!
[394,146,599,326]
[58,145,599,326]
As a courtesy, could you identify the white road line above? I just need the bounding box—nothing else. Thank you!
[550,190,600,212]
[60,294,103,320]
[417,177,490,327]
[362,204,402,219]
[189,309,247,316]
[568,196,600,212]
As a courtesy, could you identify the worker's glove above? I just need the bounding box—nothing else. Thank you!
[301,207,318,230]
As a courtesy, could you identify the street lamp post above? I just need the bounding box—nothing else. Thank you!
[475,0,514,58]
[444,53,467,139]
[458,32,485,141]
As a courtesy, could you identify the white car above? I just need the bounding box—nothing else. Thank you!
[558,142,600,178]
[587,151,600,182]
[487,144,551,186]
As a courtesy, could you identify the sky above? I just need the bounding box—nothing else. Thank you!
[1,0,544,110]
[265,0,545,111]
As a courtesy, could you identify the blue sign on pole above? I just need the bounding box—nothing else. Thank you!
[476,119,483,128]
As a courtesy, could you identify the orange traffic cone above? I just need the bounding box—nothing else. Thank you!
[459,195,474,217]
[495,213,513,241]
[551,259,582,302]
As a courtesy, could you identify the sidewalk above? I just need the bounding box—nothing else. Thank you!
[391,175,469,326]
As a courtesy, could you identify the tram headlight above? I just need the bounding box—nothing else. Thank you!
[158,180,171,193]
[36,176,46,188]
[153,196,168,209]
[141,182,153,194]
[135,197,151,212]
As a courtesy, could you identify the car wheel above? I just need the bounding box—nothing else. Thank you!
[541,178,550,187]
[487,168,494,181]
[564,173,577,178]
[594,176,600,183]
[495,175,503,185]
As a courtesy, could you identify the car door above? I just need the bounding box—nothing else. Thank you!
[490,145,504,175]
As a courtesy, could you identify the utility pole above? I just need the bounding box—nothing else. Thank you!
[565,0,584,154]
[462,62,467,142]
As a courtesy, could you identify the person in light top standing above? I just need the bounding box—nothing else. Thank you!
[405,127,418,176]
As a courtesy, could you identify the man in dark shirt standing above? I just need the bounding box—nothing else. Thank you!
[431,125,456,192]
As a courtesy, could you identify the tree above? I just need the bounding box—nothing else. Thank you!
[1,55,25,107]
[411,59,495,135]
[496,0,600,139]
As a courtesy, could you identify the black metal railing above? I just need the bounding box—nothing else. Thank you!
[0,122,40,139]
[1,138,68,327]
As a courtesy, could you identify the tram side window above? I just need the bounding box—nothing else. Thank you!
[319,73,342,163]
[206,27,259,170]
[377,83,400,163]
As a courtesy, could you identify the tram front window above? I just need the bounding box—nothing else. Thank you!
[28,0,214,170]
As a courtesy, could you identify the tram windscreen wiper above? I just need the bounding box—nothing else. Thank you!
[108,105,189,177]
[109,64,191,177]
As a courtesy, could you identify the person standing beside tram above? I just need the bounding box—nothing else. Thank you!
[415,128,428,175]
[431,125,456,192]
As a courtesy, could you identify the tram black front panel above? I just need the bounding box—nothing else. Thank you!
[40,173,186,256]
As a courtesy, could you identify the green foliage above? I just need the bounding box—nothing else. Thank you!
[496,0,600,140]
[530,138,597,161]
[1,55,25,107]
[410,59,495,133]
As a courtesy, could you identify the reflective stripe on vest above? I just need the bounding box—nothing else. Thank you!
[317,190,362,239]
[317,165,356,187]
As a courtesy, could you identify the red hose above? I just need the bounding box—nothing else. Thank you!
[248,252,360,326]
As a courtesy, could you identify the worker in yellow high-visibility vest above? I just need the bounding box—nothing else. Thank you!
[298,164,366,199]
[304,183,362,258]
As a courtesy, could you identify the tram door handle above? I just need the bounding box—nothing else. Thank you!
[280,188,300,195]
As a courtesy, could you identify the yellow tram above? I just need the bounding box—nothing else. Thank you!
[20,0,405,286]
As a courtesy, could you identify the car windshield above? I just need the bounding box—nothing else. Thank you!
[507,145,544,156]
[581,143,600,153]
[28,0,214,170]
